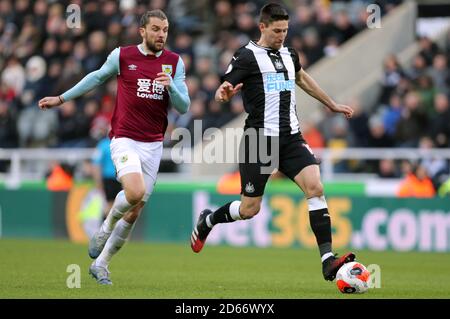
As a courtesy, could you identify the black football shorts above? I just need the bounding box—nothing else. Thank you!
[239,129,319,197]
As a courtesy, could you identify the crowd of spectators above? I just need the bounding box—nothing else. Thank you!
[0,0,401,153]
[310,33,450,193]
[6,0,447,193]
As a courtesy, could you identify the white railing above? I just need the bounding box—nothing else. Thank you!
[313,148,450,181]
[0,147,449,186]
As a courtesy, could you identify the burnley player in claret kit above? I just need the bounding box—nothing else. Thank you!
[38,10,190,285]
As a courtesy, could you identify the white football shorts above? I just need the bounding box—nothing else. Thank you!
[110,137,163,202]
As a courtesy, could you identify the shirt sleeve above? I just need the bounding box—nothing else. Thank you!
[222,48,251,86]
[288,47,302,73]
[62,48,120,101]
[168,57,190,114]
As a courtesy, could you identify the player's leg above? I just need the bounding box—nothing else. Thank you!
[99,137,146,232]
[190,194,264,253]
[293,164,355,281]
[191,130,272,253]
[95,174,150,267]
[209,194,263,223]
[89,138,145,258]
[88,172,145,259]
[279,134,355,281]
[93,200,144,268]
[89,172,146,285]
[102,177,123,218]
[293,164,333,259]
[91,140,162,283]
[103,173,144,230]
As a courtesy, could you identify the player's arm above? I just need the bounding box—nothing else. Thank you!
[154,57,190,114]
[215,81,243,103]
[215,50,247,102]
[295,68,353,119]
[38,48,120,109]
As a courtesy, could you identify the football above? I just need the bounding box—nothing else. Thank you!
[336,262,370,294]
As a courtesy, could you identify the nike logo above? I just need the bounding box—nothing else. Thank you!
[323,214,330,217]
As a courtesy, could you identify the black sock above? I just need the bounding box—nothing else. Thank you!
[309,208,332,258]
[209,202,235,226]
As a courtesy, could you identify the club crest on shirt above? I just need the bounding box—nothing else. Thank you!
[274,59,284,70]
[162,64,172,76]
[120,155,128,163]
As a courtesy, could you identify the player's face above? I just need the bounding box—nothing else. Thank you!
[140,17,169,53]
[260,20,289,50]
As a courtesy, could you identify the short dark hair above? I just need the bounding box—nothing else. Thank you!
[259,3,289,26]
[140,9,168,28]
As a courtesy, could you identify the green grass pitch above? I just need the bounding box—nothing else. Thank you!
[0,238,449,298]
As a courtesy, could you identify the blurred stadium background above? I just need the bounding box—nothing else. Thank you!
[1,0,450,298]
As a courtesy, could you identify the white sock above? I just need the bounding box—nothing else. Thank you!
[321,252,334,262]
[205,200,242,228]
[96,219,133,268]
[229,201,242,220]
[101,190,133,233]
[205,215,213,228]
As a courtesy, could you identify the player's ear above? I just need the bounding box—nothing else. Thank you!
[258,22,266,33]
[139,27,146,38]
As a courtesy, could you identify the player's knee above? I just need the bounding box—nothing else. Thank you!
[305,182,324,198]
[123,201,145,223]
[124,188,146,206]
[123,210,139,224]
[239,202,261,219]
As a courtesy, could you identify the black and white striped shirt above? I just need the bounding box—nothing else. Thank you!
[223,40,301,136]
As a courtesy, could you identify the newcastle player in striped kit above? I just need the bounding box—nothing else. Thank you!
[39,10,190,285]
[191,3,356,282]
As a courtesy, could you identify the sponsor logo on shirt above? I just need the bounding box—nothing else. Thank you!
[136,78,165,100]
[128,64,137,71]
[264,73,294,92]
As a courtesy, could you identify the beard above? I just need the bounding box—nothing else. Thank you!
[145,38,164,53]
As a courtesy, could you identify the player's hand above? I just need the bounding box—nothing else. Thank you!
[215,81,243,102]
[330,103,354,119]
[155,72,172,89]
[38,96,63,110]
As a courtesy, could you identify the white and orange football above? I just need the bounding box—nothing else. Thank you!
[336,262,370,294]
